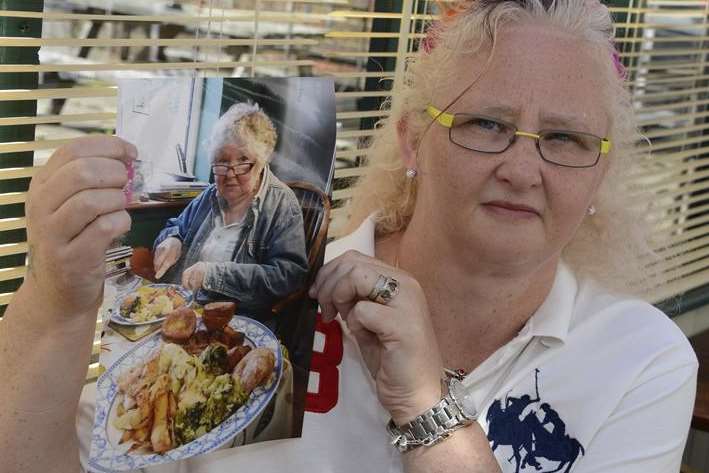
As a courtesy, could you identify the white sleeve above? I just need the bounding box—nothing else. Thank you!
[573,353,697,473]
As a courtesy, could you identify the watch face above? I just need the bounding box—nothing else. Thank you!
[450,378,478,419]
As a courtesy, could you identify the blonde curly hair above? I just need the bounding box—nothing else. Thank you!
[344,0,662,297]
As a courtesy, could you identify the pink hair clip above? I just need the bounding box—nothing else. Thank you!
[610,47,628,80]
[421,22,440,53]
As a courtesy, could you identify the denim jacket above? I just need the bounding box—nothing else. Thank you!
[153,167,308,318]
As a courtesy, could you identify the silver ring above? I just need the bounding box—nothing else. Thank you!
[367,274,399,305]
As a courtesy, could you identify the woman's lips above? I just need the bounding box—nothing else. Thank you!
[482,201,540,219]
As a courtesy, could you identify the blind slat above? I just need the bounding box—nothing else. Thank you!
[0,192,27,206]
[333,187,355,201]
[0,60,315,74]
[326,31,425,39]
[0,217,26,232]
[0,167,37,181]
[615,35,709,45]
[334,166,368,179]
[644,122,709,140]
[329,11,435,20]
[632,86,709,103]
[336,110,389,119]
[0,37,318,47]
[0,87,117,101]
[0,293,13,306]
[328,71,395,79]
[638,97,709,114]
[335,91,391,99]
[0,243,28,258]
[649,268,709,305]
[0,139,73,154]
[0,113,115,126]
[336,148,369,159]
[0,9,337,24]
[0,266,26,283]
[337,129,376,139]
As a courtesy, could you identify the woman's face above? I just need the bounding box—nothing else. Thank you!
[414,23,611,270]
[214,143,262,205]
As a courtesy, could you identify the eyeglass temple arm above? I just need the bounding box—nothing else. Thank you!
[426,105,455,128]
[600,139,611,154]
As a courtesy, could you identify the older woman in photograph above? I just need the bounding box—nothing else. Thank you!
[0,1,698,473]
[152,102,308,318]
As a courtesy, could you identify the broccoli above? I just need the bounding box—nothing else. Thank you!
[199,344,229,375]
[173,370,250,446]
[174,402,206,445]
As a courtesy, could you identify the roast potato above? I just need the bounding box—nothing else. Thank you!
[232,347,275,394]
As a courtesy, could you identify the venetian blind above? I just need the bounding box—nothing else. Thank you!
[0,0,708,380]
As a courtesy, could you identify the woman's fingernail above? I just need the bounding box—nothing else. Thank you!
[127,144,138,160]
[308,286,315,297]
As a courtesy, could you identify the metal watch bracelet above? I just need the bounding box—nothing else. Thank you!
[386,371,476,453]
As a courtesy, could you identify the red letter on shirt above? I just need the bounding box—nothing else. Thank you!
[305,313,343,413]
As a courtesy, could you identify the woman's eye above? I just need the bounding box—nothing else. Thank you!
[543,132,594,151]
[547,132,572,142]
[471,118,504,133]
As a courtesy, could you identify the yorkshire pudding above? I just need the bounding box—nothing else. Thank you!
[161,306,197,343]
[203,301,236,332]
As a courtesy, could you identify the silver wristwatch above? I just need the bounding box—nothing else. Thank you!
[386,369,479,453]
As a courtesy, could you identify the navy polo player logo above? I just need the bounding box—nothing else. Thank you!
[486,369,585,473]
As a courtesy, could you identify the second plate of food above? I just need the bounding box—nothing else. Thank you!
[111,284,193,326]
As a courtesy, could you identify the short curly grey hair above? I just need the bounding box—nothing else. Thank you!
[208,102,278,168]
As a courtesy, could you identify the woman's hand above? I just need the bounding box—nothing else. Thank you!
[154,236,182,279]
[182,262,207,293]
[25,135,136,322]
[308,250,444,425]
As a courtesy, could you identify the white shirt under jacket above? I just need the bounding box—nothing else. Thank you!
[78,215,698,473]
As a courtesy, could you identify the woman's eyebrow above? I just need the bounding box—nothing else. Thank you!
[539,112,590,132]
[465,104,595,132]
[475,104,519,119]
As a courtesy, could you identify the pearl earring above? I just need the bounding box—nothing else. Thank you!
[587,205,596,216]
[405,168,418,179]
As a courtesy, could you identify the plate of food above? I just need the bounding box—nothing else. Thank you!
[88,305,282,472]
[111,284,192,326]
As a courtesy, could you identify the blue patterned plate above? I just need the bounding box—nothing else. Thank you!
[110,283,193,326]
[88,317,283,472]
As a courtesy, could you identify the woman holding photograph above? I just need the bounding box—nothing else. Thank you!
[152,102,308,320]
[0,0,698,472]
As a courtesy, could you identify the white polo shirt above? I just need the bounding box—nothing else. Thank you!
[78,215,698,473]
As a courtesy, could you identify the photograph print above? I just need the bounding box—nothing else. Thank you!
[86,76,335,472]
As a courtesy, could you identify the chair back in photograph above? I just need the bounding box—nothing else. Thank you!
[272,181,331,349]
[286,180,332,279]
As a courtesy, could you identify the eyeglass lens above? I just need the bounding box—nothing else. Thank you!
[450,115,602,167]
[212,163,253,176]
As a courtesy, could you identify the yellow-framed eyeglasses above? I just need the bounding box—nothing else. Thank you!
[426,105,611,169]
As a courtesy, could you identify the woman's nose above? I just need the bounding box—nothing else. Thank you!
[493,135,543,190]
